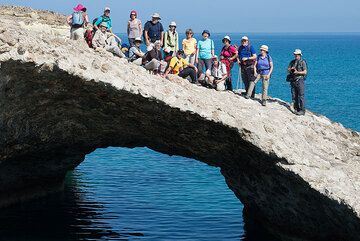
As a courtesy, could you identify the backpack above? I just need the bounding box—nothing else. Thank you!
[84,29,94,48]
[93,15,111,27]
[72,11,84,28]
[256,54,272,73]
[286,59,308,82]
[221,45,237,62]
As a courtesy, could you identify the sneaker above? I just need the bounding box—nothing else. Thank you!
[261,100,267,106]
[244,95,250,99]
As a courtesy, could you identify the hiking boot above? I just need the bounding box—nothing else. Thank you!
[296,110,305,116]
[261,100,267,106]
[244,95,250,99]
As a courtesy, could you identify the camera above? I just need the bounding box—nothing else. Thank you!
[290,68,296,74]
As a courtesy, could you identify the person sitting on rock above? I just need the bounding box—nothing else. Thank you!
[163,50,198,83]
[209,56,228,91]
[92,22,126,58]
[128,37,145,66]
[142,41,167,74]
[66,4,89,40]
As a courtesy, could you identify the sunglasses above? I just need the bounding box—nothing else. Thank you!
[186,32,193,35]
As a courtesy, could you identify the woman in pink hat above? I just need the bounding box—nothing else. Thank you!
[127,10,142,47]
[66,4,89,40]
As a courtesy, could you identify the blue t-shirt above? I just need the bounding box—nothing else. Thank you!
[197,38,214,59]
[238,45,256,59]
[144,21,164,42]
[257,54,273,75]
[95,15,112,29]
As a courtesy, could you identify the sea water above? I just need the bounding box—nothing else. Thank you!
[0,33,359,241]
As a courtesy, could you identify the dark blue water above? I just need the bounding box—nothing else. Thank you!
[0,34,359,241]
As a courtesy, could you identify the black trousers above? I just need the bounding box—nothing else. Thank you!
[241,66,256,97]
[179,67,196,83]
[291,78,305,111]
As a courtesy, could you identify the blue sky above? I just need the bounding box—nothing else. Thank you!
[1,0,359,33]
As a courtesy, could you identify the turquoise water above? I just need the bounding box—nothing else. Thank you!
[0,34,359,241]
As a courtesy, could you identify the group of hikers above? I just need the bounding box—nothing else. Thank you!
[66,4,308,116]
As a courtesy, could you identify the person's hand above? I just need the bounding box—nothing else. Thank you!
[195,58,199,64]
[160,41,163,47]
[194,66,198,73]
[220,55,224,60]
[146,41,150,46]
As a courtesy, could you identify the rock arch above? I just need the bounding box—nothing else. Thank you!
[0,6,359,241]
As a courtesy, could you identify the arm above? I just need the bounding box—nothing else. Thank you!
[112,34,122,45]
[254,60,258,75]
[84,14,89,27]
[135,49,144,57]
[164,65,173,78]
[187,63,198,73]
[160,31,164,47]
[144,30,150,46]
[175,33,179,52]
[138,20,143,37]
[163,32,168,48]
[196,47,199,64]
[127,21,130,36]
[66,15,72,26]
[268,61,274,76]
[92,32,99,48]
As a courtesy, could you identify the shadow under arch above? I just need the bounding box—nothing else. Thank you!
[0,61,359,241]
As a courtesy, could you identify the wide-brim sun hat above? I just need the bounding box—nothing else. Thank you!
[212,55,218,60]
[202,30,210,36]
[73,4,86,12]
[222,35,231,43]
[134,37,142,43]
[169,21,177,27]
[151,13,161,19]
[99,22,108,28]
[260,45,269,52]
[294,49,302,55]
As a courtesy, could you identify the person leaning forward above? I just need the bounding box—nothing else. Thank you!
[287,49,308,115]
[164,49,198,83]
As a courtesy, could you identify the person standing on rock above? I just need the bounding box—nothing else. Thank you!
[237,36,257,97]
[92,22,126,58]
[144,13,164,47]
[127,10,142,47]
[220,35,238,90]
[245,45,273,106]
[196,30,215,83]
[66,4,89,40]
[287,49,308,115]
[163,22,179,58]
[94,7,113,33]
[182,29,197,65]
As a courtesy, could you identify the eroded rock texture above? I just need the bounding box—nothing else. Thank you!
[0,6,359,241]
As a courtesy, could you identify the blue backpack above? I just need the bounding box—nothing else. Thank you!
[72,11,84,27]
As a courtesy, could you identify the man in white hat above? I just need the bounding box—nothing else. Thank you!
[94,7,113,32]
[92,22,126,58]
[163,21,179,57]
[287,49,308,115]
[144,13,164,47]
[237,36,257,97]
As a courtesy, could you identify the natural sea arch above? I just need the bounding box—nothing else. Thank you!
[1,60,359,241]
